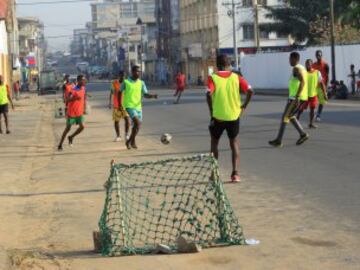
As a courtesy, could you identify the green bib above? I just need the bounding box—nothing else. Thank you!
[211,73,242,121]
[123,79,143,110]
[0,85,9,105]
[289,64,308,101]
[307,70,319,98]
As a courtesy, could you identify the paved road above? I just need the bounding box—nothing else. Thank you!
[86,81,360,227]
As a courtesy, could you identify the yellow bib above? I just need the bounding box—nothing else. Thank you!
[307,70,319,98]
[289,64,308,101]
[211,73,242,121]
[0,85,9,105]
[123,79,143,110]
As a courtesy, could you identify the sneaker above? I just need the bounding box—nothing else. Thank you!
[231,172,241,183]
[296,133,309,145]
[114,137,121,142]
[308,124,318,129]
[68,136,73,147]
[125,134,130,141]
[268,139,283,148]
[315,116,321,122]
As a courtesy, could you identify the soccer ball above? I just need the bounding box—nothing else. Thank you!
[161,133,172,145]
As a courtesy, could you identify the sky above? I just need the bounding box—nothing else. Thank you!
[17,0,93,52]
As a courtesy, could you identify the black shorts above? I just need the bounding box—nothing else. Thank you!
[209,118,240,139]
[0,104,9,114]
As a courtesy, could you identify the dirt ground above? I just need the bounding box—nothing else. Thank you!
[0,93,359,270]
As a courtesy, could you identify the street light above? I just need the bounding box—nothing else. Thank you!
[136,17,143,74]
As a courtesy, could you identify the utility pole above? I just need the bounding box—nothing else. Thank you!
[329,0,336,82]
[224,1,240,69]
[231,0,239,69]
[253,0,260,52]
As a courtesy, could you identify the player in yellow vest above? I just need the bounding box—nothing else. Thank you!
[121,65,157,149]
[109,71,130,142]
[206,54,253,183]
[296,59,327,128]
[269,52,309,147]
[0,75,14,134]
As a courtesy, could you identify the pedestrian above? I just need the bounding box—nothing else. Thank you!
[173,71,186,104]
[206,54,253,183]
[13,80,20,100]
[312,50,329,122]
[297,59,327,128]
[122,65,158,150]
[109,71,130,142]
[57,75,86,151]
[269,52,309,148]
[349,64,356,95]
[0,75,14,134]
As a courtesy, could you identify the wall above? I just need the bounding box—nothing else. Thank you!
[241,44,360,90]
[0,20,10,85]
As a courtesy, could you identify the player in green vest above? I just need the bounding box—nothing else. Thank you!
[0,75,14,134]
[269,52,309,147]
[297,59,327,128]
[121,65,157,149]
[206,54,253,183]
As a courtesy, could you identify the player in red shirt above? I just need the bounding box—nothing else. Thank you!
[57,75,86,151]
[312,50,329,122]
[173,71,186,104]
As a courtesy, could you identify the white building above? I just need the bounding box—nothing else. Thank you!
[180,0,291,81]
[218,0,291,56]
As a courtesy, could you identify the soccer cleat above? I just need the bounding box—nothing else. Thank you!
[125,134,130,141]
[308,124,318,129]
[315,116,321,122]
[268,139,283,148]
[296,133,309,145]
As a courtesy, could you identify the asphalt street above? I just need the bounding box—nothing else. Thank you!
[86,82,360,227]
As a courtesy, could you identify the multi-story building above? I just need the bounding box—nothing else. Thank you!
[18,17,45,87]
[89,0,156,74]
[155,0,180,84]
[180,0,290,83]
[0,0,20,86]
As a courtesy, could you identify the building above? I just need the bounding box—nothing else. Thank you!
[0,0,11,86]
[88,0,156,74]
[18,17,45,87]
[180,0,290,83]
[154,0,180,84]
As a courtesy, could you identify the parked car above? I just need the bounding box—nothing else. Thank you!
[39,70,59,95]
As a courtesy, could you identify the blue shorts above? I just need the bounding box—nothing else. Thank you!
[126,108,143,122]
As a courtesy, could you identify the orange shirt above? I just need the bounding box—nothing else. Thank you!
[112,80,121,109]
[176,74,186,89]
[312,60,329,85]
[64,83,73,101]
[67,86,85,118]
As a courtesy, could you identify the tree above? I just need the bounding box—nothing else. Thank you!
[262,0,356,45]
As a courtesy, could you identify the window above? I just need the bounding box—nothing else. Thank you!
[242,0,252,7]
[243,24,254,40]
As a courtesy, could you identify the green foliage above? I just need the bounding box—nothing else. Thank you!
[262,0,358,45]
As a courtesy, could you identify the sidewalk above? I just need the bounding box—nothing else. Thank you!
[0,93,359,270]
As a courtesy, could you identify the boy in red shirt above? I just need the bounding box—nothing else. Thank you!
[173,71,186,104]
[58,75,86,151]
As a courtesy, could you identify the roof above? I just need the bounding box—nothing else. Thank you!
[0,0,9,19]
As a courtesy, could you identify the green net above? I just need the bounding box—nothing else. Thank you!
[98,154,245,256]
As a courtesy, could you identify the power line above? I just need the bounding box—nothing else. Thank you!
[17,0,95,6]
